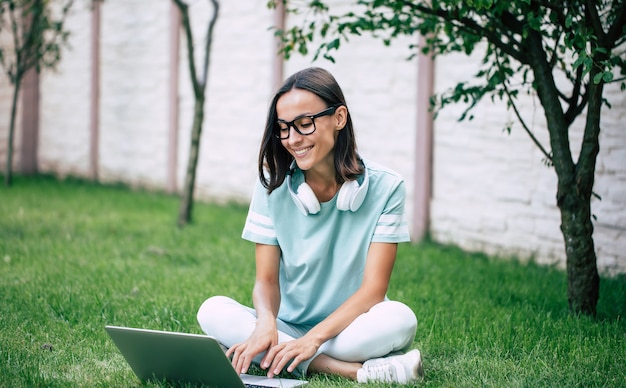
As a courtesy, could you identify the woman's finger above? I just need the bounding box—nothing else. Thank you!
[270,346,296,377]
[261,343,282,371]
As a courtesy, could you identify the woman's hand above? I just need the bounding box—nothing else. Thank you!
[262,335,320,378]
[230,243,282,374]
[227,322,278,375]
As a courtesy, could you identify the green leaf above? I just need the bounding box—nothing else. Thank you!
[593,72,603,84]
[320,22,329,38]
[327,38,340,50]
[573,53,585,69]
[298,43,308,56]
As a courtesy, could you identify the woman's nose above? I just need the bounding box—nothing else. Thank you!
[287,126,304,143]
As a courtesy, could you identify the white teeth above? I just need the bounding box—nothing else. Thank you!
[294,147,312,156]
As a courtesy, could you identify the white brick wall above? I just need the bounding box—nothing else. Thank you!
[430,48,626,275]
[98,0,170,187]
[0,0,624,274]
[39,2,92,177]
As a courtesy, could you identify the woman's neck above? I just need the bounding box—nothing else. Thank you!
[304,163,339,202]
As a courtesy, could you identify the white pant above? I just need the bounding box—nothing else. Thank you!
[196,296,417,376]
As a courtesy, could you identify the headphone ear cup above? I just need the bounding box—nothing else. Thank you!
[336,180,359,211]
[337,166,370,212]
[297,183,321,215]
[348,181,368,211]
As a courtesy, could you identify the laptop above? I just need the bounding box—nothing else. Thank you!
[105,325,308,387]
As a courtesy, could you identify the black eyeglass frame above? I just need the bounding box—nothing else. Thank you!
[274,105,341,140]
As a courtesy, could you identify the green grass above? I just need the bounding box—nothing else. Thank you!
[1,175,625,387]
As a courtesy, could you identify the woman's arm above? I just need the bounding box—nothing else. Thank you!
[252,243,281,329]
[264,241,398,376]
[227,243,281,374]
[307,241,397,340]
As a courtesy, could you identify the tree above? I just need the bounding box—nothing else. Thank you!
[172,0,219,227]
[0,0,74,186]
[269,0,626,315]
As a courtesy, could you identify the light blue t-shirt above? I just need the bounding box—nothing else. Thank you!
[241,159,410,327]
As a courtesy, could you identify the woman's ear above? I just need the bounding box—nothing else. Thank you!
[335,105,348,130]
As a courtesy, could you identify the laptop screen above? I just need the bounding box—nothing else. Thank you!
[105,325,307,387]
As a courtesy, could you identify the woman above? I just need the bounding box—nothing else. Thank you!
[197,67,423,384]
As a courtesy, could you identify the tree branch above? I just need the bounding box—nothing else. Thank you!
[172,0,201,98]
[606,0,626,43]
[564,66,588,127]
[524,28,575,186]
[8,3,22,82]
[585,0,607,45]
[200,0,219,93]
[495,52,553,163]
[403,2,524,62]
[576,71,602,198]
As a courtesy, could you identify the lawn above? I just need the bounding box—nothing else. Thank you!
[1,176,624,387]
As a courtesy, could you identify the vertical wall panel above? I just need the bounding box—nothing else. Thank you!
[99,0,169,187]
[39,3,92,177]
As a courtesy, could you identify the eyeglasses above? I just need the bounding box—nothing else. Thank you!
[275,105,340,139]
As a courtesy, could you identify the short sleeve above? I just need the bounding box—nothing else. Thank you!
[241,179,279,245]
[371,180,411,243]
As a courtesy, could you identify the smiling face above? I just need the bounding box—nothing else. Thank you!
[276,88,347,177]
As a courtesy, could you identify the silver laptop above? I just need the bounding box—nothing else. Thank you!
[105,325,308,387]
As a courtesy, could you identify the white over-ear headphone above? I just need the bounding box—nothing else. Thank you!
[286,161,369,216]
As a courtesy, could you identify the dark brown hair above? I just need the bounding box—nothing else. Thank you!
[258,67,362,193]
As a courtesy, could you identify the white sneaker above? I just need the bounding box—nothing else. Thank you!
[356,349,424,384]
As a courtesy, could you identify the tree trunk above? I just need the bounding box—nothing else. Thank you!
[525,30,600,315]
[5,75,22,187]
[173,0,219,227]
[177,97,205,226]
[561,61,604,316]
[560,194,599,315]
